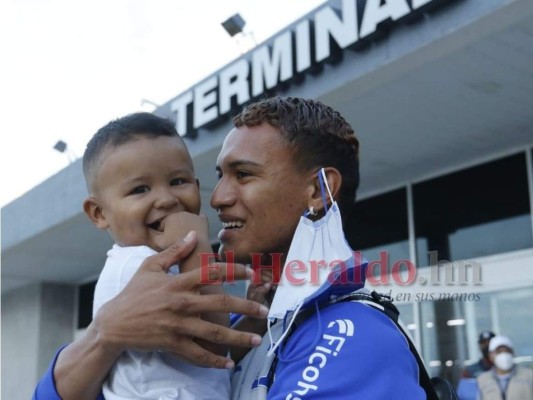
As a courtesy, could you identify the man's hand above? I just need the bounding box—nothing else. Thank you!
[94,232,267,368]
[55,233,267,400]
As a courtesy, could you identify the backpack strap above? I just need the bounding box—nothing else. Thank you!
[331,290,460,400]
[339,291,439,400]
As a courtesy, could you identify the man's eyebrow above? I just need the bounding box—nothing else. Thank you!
[216,160,262,170]
[228,160,261,168]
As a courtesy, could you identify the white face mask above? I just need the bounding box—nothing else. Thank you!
[267,168,365,356]
[267,200,354,320]
[494,352,514,371]
[266,169,366,356]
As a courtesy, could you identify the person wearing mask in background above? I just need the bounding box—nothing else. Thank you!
[457,331,497,400]
[463,331,496,378]
[476,335,533,400]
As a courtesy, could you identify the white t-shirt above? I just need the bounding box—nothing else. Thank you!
[93,244,230,400]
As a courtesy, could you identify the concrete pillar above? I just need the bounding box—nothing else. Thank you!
[1,283,75,400]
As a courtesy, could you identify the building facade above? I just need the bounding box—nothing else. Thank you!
[2,0,533,398]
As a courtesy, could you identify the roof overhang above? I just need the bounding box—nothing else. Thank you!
[3,0,533,293]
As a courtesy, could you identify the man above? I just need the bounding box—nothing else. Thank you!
[477,335,533,399]
[463,331,496,378]
[213,96,424,399]
[34,97,425,399]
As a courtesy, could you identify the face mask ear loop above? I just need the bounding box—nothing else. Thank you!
[267,319,275,354]
[318,168,334,212]
[266,301,304,357]
[277,300,323,363]
[318,171,329,213]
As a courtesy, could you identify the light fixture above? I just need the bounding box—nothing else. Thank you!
[53,140,76,163]
[53,140,67,153]
[221,13,257,54]
[221,13,246,37]
[446,319,465,326]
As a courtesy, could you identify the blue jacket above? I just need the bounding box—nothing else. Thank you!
[230,254,425,399]
[32,345,105,400]
[269,301,425,399]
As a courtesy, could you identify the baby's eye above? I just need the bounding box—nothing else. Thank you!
[170,178,185,186]
[130,185,149,195]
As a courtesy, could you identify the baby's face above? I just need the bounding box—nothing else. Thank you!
[93,136,200,250]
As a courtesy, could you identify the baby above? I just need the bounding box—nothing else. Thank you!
[82,112,229,400]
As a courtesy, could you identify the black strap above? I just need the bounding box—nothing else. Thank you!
[338,291,463,400]
[328,291,439,400]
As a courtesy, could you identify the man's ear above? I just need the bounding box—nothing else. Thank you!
[308,167,342,214]
[83,197,109,230]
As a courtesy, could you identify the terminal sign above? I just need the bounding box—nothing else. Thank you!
[170,0,453,137]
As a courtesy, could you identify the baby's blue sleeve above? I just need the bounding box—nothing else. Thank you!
[32,345,105,400]
[267,301,426,399]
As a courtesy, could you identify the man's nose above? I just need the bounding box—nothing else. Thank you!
[210,178,236,210]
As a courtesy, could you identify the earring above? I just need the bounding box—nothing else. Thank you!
[308,206,317,216]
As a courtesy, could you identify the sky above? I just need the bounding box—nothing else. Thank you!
[0,0,326,208]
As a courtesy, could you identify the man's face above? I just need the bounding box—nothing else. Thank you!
[211,124,312,268]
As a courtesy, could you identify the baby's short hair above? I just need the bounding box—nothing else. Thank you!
[83,112,184,193]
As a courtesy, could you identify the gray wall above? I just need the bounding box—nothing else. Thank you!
[2,283,75,400]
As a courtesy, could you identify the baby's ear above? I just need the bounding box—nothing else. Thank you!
[83,197,108,230]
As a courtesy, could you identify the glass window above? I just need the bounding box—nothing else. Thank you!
[485,288,533,362]
[418,286,533,385]
[420,300,440,376]
[347,188,410,277]
[396,302,416,335]
[458,287,533,375]
[419,300,468,384]
[414,153,532,267]
[77,281,96,329]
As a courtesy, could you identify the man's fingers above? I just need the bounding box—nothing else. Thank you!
[140,232,198,273]
[179,318,263,350]
[169,340,235,369]
[169,292,268,318]
[163,290,268,320]
[174,262,253,290]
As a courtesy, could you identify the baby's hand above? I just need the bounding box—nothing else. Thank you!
[247,281,274,309]
[155,212,214,274]
[154,212,209,251]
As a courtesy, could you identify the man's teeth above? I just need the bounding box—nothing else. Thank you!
[222,221,244,229]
